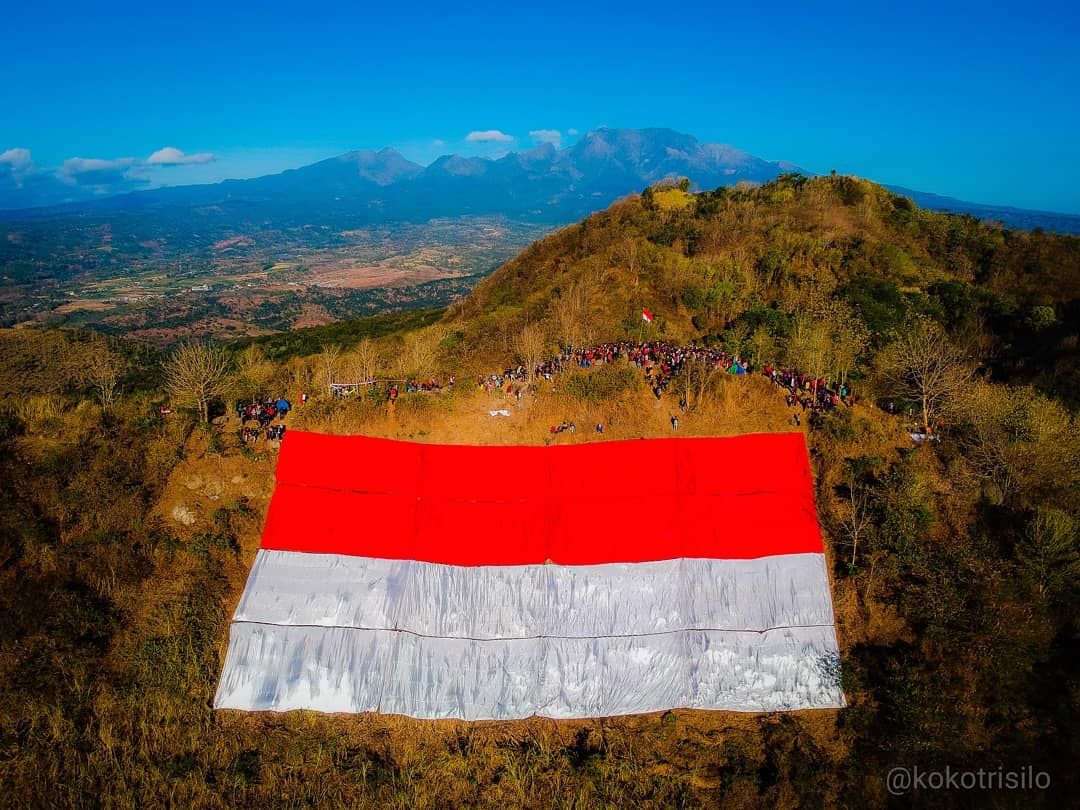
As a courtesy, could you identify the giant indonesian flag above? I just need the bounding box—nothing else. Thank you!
[214,431,845,719]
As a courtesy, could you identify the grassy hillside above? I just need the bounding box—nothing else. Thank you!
[1,176,1079,807]
[449,175,1080,402]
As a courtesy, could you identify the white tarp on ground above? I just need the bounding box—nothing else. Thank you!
[214,550,845,717]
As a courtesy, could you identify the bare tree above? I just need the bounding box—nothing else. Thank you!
[953,381,1079,504]
[951,380,1020,499]
[821,300,869,385]
[163,342,231,422]
[399,328,444,378]
[782,298,867,386]
[680,357,720,412]
[84,337,124,408]
[879,316,972,435]
[344,338,379,384]
[513,322,547,389]
[1018,508,1080,597]
[555,279,595,349]
[839,481,874,567]
[232,344,274,406]
[288,360,314,399]
[319,343,343,395]
[786,314,831,380]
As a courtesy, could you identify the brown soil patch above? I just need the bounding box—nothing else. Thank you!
[53,299,115,314]
[154,423,277,541]
[212,236,255,251]
[295,261,461,290]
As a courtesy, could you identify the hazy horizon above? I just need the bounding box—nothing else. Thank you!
[4,127,1080,218]
[3,1,1079,214]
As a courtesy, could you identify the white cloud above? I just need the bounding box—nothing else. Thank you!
[60,157,135,173]
[57,156,138,186]
[54,147,215,187]
[432,139,445,147]
[465,129,513,143]
[146,146,215,165]
[567,128,579,137]
[529,129,562,147]
[0,147,33,172]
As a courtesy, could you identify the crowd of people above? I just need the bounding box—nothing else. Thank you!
[230,340,854,445]
[404,376,455,394]
[764,364,852,418]
[478,372,528,397]
[236,396,291,426]
[237,396,291,445]
[476,341,854,429]
[242,422,287,445]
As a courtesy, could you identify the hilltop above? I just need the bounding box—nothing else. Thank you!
[445,174,1080,402]
[1,177,1079,806]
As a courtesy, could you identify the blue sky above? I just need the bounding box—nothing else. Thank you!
[2,0,1079,212]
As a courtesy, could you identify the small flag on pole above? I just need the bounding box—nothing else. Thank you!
[641,308,653,323]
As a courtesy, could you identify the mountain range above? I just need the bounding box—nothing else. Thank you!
[2,127,1079,233]
[0,129,799,223]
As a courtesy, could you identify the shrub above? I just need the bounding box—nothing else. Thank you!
[840,276,908,337]
[16,394,67,435]
[563,366,639,403]
[1025,305,1057,332]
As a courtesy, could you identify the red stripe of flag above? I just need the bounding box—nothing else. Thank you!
[258,432,824,565]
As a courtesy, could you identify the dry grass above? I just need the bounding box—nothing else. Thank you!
[285,365,801,449]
